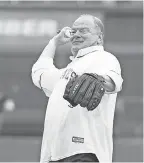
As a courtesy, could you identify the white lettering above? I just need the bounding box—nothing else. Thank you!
[0,20,4,35]
[23,19,37,36]
[38,19,57,36]
[4,20,21,36]
[0,19,57,37]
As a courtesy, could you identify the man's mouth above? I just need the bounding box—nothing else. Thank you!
[72,40,84,45]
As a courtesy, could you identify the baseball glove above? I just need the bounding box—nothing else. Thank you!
[63,73,105,111]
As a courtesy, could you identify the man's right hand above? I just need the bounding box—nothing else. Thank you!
[52,27,72,46]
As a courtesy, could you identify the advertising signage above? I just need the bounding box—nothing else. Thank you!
[0,8,103,54]
[0,19,57,37]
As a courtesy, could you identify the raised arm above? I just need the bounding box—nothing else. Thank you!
[31,27,72,97]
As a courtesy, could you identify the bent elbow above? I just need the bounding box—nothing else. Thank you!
[31,71,41,89]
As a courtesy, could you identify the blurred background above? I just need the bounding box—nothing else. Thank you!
[0,0,143,162]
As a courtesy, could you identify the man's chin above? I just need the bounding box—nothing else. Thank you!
[71,46,80,56]
[71,44,83,51]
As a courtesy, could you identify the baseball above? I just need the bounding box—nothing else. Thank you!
[64,29,71,38]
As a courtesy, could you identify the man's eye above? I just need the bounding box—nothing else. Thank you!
[79,28,89,34]
[71,30,76,34]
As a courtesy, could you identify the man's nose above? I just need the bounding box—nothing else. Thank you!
[73,30,81,36]
[71,31,81,40]
[71,35,81,42]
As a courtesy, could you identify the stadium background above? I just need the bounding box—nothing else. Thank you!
[0,1,143,162]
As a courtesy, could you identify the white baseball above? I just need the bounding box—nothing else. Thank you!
[64,29,71,38]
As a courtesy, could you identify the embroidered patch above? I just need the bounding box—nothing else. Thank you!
[72,136,84,143]
[61,68,77,80]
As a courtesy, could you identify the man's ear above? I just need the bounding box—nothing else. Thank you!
[97,32,103,45]
[97,35,102,45]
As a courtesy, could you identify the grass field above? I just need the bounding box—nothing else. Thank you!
[0,136,143,162]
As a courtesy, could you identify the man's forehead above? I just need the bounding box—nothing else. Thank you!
[72,16,95,28]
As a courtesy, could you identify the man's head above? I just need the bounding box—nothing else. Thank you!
[70,14,104,56]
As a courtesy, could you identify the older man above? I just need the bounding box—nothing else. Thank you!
[31,14,123,162]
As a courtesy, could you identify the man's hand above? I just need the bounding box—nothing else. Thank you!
[53,27,72,46]
[103,75,115,92]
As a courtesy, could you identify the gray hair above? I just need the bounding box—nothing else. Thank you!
[79,14,104,34]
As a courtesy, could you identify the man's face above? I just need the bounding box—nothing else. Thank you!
[70,16,100,54]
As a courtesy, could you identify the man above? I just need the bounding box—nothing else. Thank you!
[31,14,123,162]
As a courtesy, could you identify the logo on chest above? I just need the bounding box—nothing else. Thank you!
[61,68,77,80]
[72,136,84,144]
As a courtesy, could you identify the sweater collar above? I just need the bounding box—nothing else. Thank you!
[70,46,104,61]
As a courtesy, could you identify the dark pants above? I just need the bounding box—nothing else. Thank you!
[50,153,99,162]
